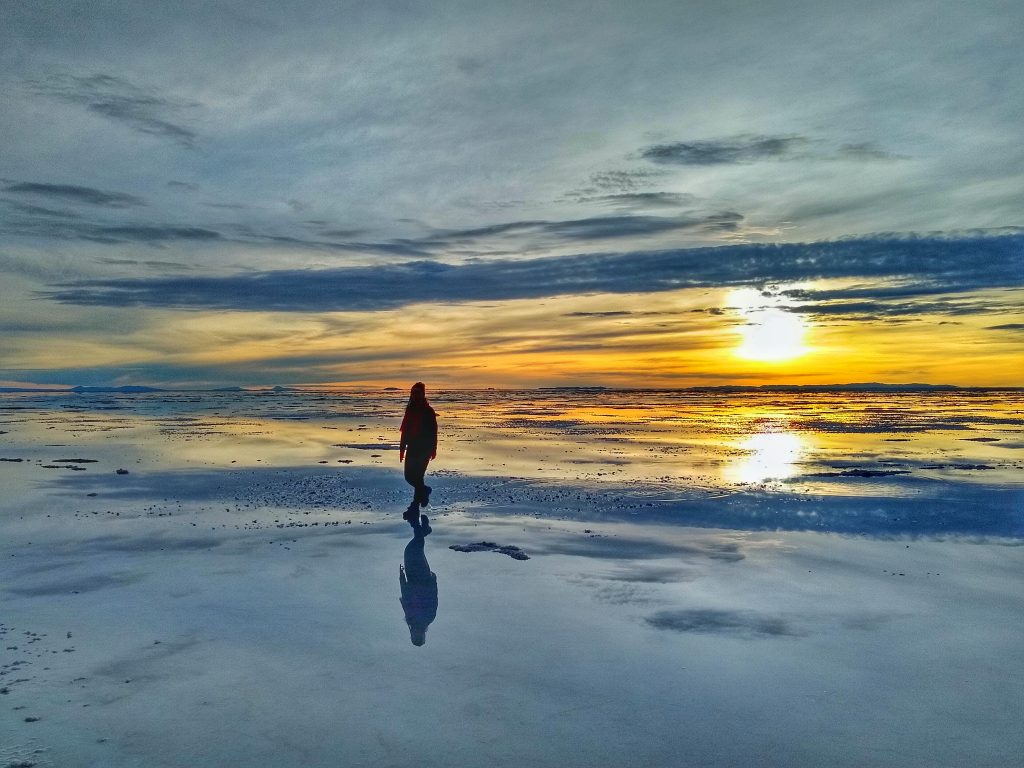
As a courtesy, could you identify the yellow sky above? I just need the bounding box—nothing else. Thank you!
[7,284,1020,389]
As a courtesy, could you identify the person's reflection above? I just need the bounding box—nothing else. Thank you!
[400,504,438,646]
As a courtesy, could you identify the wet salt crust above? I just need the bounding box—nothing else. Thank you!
[1,389,1022,767]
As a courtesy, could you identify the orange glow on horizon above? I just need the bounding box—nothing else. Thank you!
[5,286,1021,390]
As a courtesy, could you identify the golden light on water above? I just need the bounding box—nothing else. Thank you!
[729,431,805,484]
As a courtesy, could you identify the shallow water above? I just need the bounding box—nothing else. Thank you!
[2,388,1021,534]
[3,388,1022,485]
[1,390,1022,766]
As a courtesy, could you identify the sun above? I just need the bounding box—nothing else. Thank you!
[728,289,808,361]
[736,308,807,361]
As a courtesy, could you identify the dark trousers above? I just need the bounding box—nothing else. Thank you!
[404,449,430,498]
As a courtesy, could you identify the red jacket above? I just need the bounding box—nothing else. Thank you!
[400,403,437,455]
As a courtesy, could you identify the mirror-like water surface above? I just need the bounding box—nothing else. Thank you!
[3,387,1021,485]
[1,389,1021,767]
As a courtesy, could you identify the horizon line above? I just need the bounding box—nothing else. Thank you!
[3,382,1023,394]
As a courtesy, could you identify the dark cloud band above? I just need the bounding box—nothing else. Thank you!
[4,182,144,208]
[640,135,906,166]
[642,134,810,165]
[39,233,1024,312]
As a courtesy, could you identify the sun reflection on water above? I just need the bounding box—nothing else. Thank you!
[729,431,805,484]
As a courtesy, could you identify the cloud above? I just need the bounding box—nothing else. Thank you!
[4,200,83,219]
[538,212,743,239]
[101,226,222,242]
[1,1,1017,279]
[317,228,367,238]
[273,211,749,258]
[2,215,222,244]
[98,258,195,271]
[838,142,909,161]
[776,282,1022,320]
[39,233,1024,312]
[421,212,741,243]
[565,190,702,211]
[204,202,250,210]
[640,135,907,166]
[561,171,692,212]
[587,170,667,191]
[787,298,1006,320]
[645,609,802,637]
[986,323,1024,331]
[642,134,811,165]
[565,311,635,318]
[588,192,700,210]
[12,200,706,255]
[4,181,145,207]
[28,74,199,146]
[408,211,743,254]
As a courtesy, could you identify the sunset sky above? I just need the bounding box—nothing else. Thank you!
[2,0,1021,388]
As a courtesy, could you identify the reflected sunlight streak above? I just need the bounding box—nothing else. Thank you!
[729,432,805,484]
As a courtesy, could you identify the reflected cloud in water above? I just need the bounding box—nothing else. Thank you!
[646,608,803,638]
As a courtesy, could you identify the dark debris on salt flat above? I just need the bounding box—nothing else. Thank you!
[449,541,530,560]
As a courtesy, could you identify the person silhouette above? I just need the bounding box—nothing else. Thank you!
[399,382,437,517]
[399,510,437,647]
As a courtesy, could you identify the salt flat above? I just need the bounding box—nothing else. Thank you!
[2,390,1022,767]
